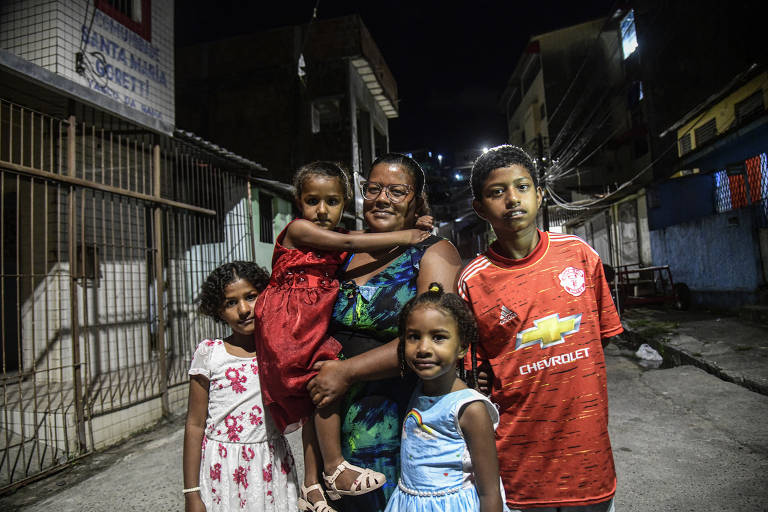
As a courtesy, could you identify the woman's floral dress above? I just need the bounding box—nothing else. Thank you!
[189,339,299,511]
[329,235,441,511]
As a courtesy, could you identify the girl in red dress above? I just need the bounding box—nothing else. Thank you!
[253,162,431,512]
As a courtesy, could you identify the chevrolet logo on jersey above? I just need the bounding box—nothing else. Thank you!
[515,313,582,350]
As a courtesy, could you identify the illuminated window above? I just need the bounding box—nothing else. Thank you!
[620,9,638,59]
[96,0,151,41]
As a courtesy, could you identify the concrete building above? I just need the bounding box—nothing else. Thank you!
[648,67,768,307]
[499,12,653,270]
[0,0,292,492]
[176,15,399,223]
[497,0,765,308]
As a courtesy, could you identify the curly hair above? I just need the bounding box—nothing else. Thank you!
[198,261,270,323]
[292,161,353,203]
[470,144,538,200]
[397,282,479,389]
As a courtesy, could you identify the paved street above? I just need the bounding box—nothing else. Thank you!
[2,344,767,511]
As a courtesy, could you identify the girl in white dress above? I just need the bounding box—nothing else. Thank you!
[183,262,299,511]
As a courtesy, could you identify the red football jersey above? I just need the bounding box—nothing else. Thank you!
[459,231,623,508]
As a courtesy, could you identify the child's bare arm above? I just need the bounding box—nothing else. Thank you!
[283,219,429,252]
[459,401,503,512]
[183,375,209,512]
[414,215,434,231]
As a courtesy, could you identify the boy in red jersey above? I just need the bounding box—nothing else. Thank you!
[458,145,622,512]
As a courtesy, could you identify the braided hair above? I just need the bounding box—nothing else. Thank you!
[397,282,479,389]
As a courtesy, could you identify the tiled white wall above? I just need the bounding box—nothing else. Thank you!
[0,0,175,126]
[168,382,187,415]
[91,397,164,450]
[21,260,153,382]
[0,0,58,69]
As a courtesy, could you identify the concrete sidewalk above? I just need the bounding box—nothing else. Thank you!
[2,305,766,511]
[620,306,768,395]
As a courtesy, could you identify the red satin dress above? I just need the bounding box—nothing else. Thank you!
[253,221,345,433]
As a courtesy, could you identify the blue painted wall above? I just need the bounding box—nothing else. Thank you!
[650,208,763,306]
[647,174,715,230]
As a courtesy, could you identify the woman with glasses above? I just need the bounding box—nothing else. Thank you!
[307,153,462,512]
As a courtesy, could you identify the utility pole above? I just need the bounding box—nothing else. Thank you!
[537,134,550,231]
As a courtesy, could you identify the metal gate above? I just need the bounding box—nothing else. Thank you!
[0,97,257,491]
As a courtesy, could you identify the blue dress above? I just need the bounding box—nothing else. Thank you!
[330,236,441,512]
[384,386,503,512]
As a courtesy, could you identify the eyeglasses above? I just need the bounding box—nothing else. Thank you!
[360,181,413,203]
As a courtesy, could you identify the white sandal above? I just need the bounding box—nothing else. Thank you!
[298,483,337,512]
[322,460,386,500]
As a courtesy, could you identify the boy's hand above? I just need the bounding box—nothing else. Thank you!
[476,371,490,394]
[407,229,431,245]
[476,361,495,395]
[415,215,434,231]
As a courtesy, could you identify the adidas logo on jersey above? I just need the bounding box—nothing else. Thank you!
[499,305,517,325]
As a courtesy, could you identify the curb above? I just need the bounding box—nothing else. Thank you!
[619,327,768,397]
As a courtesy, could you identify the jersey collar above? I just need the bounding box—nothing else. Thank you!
[487,230,549,269]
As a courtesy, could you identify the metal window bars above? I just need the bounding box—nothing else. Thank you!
[0,97,257,492]
[713,153,768,227]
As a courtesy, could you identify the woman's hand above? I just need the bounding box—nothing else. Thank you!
[308,360,353,408]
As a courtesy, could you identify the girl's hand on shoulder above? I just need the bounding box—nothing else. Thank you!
[407,228,431,245]
[415,215,434,231]
[185,493,207,512]
[308,360,352,408]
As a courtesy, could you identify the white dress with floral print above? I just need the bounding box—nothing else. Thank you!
[189,339,299,511]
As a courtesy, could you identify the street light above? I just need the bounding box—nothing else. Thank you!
[482,147,489,153]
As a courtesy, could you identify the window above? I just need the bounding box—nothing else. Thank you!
[620,9,638,59]
[311,98,341,134]
[96,0,151,41]
[735,90,765,124]
[311,103,320,134]
[627,81,644,108]
[259,192,274,244]
[77,244,101,285]
[521,56,541,96]
[694,118,717,147]
[678,132,692,156]
[507,87,521,119]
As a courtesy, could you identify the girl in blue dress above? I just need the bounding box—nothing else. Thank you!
[386,283,506,512]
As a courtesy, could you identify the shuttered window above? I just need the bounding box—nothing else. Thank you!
[694,118,717,146]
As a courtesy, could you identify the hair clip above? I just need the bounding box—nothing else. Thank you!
[429,285,440,292]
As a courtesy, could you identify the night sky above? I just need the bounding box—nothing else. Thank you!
[176,1,615,157]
